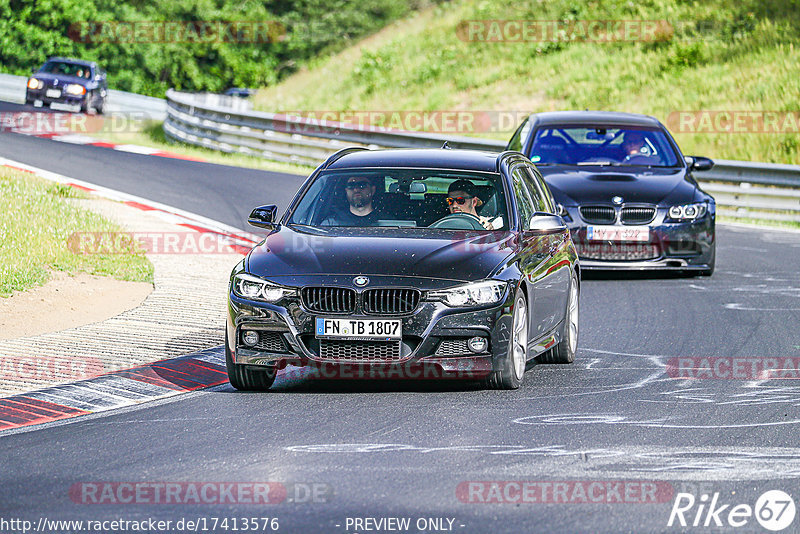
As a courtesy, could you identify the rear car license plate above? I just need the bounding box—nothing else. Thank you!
[45,89,61,98]
[315,317,402,340]
[587,225,650,242]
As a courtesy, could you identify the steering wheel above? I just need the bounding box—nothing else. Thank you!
[428,212,485,230]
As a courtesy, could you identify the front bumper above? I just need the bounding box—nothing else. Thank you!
[227,287,515,379]
[562,206,714,270]
[26,88,88,106]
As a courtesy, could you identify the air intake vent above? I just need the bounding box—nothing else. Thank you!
[620,206,656,225]
[318,340,402,362]
[301,287,356,314]
[362,288,420,315]
[579,206,616,224]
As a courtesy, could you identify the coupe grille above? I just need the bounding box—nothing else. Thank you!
[620,206,656,225]
[301,287,356,314]
[579,206,616,224]
[576,242,660,261]
[318,340,402,362]
[362,288,420,315]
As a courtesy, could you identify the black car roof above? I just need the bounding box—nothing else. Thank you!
[529,111,663,128]
[44,57,96,68]
[326,148,502,173]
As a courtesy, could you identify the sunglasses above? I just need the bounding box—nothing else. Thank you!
[345,181,371,190]
[446,196,473,206]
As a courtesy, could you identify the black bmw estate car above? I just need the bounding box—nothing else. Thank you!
[508,111,715,275]
[26,57,107,114]
[227,148,580,390]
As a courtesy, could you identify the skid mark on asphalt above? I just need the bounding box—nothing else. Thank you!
[0,347,227,433]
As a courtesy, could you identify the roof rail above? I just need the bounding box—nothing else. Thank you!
[320,147,370,169]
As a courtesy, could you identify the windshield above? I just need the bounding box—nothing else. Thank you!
[41,62,92,79]
[288,169,509,231]
[529,126,680,167]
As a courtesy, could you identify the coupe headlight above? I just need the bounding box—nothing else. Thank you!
[428,280,507,307]
[232,273,294,302]
[65,84,87,96]
[667,203,707,221]
[27,78,43,90]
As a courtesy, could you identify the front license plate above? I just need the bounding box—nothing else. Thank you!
[315,317,402,340]
[587,225,650,242]
[45,89,61,98]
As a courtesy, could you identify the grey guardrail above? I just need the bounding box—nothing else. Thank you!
[164,89,799,222]
[0,72,166,120]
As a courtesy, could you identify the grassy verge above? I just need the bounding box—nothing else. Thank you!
[86,121,313,176]
[718,215,800,231]
[0,167,153,297]
[254,0,800,165]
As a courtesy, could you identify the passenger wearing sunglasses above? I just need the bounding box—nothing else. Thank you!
[446,180,503,230]
[322,176,380,226]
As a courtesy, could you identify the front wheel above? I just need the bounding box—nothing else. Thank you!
[484,288,527,389]
[225,331,276,391]
[538,272,579,364]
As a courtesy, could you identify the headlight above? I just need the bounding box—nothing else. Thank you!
[232,273,294,302]
[667,203,707,221]
[428,280,507,307]
[27,78,43,90]
[65,84,86,96]
[556,203,572,222]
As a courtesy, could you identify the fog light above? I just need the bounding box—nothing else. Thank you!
[242,330,259,346]
[467,337,488,353]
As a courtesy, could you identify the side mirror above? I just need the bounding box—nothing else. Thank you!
[248,205,278,229]
[685,156,714,171]
[526,213,567,234]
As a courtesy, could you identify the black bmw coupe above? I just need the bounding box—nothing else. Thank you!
[508,111,715,275]
[226,148,580,390]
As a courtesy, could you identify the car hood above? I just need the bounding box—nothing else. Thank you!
[246,226,517,285]
[32,72,89,86]
[539,165,695,206]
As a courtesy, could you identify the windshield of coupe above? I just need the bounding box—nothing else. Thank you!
[41,61,92,79]
[529,126,680,167]
[288,169,509,230]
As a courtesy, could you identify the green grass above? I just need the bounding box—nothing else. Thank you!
[86,121,314,175]
[718,215,800,231]
[0,168,154,297]
[254,0,800,165]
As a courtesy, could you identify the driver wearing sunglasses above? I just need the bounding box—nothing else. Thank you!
[446,180,503,230]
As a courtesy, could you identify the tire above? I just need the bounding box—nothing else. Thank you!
[484,288,527,390]
[537,272,579,364]
[225,331,276,391]
[95,97,104,115]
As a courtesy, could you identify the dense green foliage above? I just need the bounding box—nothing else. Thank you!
[0,0,424,96]
[257,0,800,164]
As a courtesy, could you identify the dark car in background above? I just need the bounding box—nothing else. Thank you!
[508,111,715,275]
[26,57,107,114]
[226,147,580,391]
[223,88,256,98]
